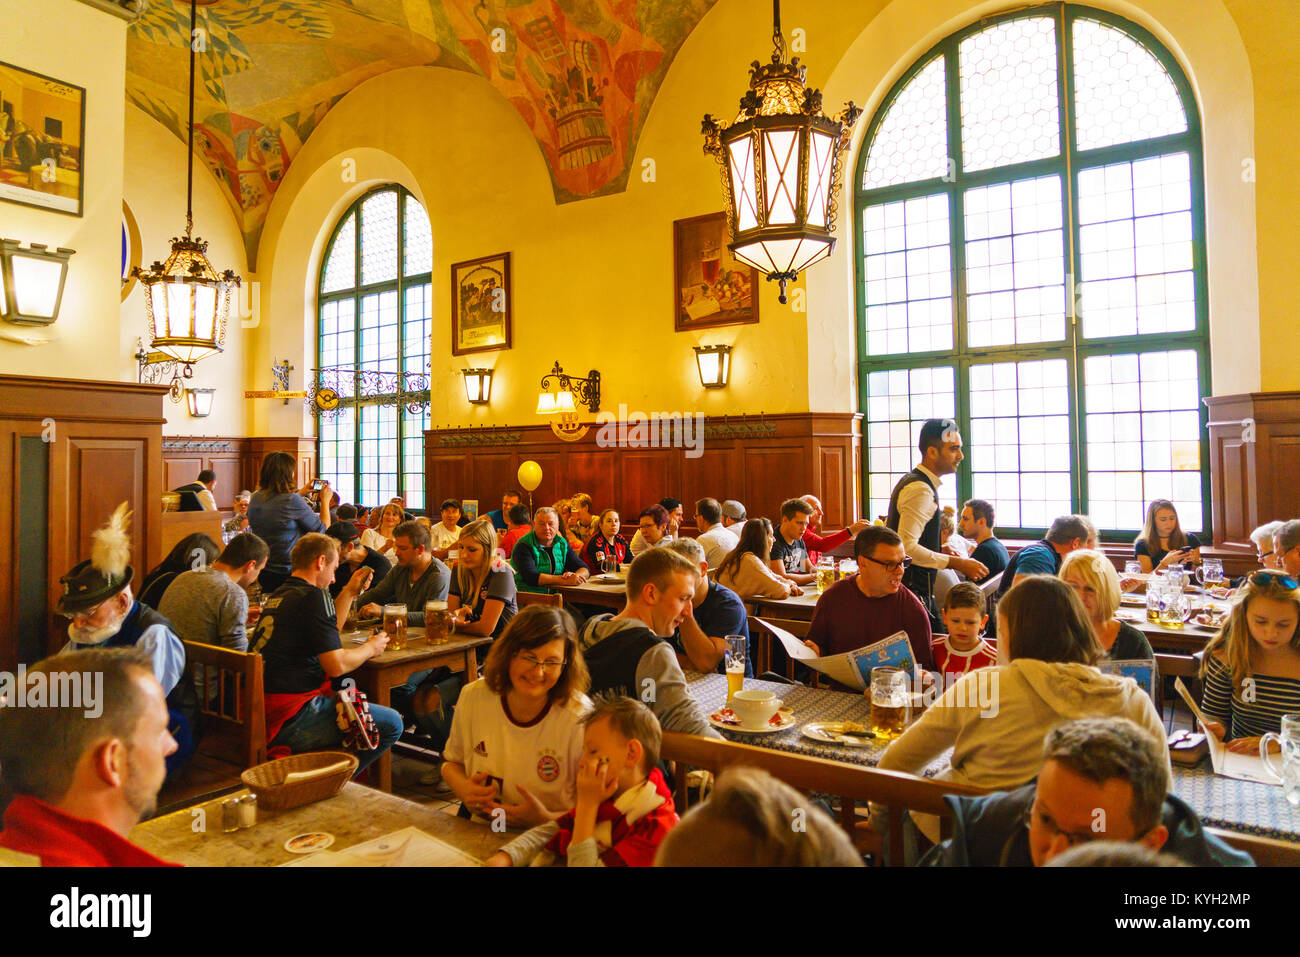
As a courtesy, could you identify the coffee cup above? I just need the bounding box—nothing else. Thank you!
[731,689,782,730]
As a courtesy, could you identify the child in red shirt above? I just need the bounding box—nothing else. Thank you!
[487,696,677,867]
[931,581,996,680]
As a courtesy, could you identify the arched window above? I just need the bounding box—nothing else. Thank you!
[317,185,433,509]
[856,5,1209,537]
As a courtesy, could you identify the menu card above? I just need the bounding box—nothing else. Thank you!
[283,826,483,867]
[1173,679,1278,786]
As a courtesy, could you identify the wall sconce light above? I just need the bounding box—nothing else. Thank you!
[694,343,733,389]
[537,360,599,414]
[186,387,215,418]
[0,239,75,325]
[462,367,493,405]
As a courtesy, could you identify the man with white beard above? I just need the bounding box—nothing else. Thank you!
[56,503,197,775]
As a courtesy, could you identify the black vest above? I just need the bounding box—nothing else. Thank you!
[581,617,663,702]
[886,468,940,612]
[172,481,207,512]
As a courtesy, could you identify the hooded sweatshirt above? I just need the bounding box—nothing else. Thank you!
[878,658,1171,792]
[580,614,721,740]
[918,783,1255,867]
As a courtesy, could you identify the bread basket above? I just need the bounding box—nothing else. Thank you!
[240,750,358,811]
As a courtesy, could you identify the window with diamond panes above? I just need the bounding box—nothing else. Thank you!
[856,5,1209,538]
[317,186,433,511]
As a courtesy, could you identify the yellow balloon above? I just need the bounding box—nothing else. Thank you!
[517,460,543,492]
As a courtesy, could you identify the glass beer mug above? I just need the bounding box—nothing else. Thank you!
[1260,714,1300,808]
[382,603,408,651]
[815,557,836,594]
[724,635,747,705]
[1196,559,1225,589]
[870,666,911,740]
[424,600,452,644]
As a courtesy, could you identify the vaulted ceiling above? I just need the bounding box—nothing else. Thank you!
[126,0,718,262]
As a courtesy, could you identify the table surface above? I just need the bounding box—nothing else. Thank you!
[746,591,822,619]
[1115,591,1230,651]
[131,783,511,866]
[684,671,1300,843]
[342,627,493,667]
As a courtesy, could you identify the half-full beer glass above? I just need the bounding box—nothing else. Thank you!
[724,635,746,704]
[870,666,910,740]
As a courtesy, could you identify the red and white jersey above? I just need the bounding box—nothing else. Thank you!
[931,635,997,679]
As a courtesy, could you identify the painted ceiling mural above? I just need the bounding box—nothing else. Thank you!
[126,0,718,265]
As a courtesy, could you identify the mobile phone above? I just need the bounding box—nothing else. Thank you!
[311,478,324,490]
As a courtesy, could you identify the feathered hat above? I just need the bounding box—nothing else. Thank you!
[57,501,134,615]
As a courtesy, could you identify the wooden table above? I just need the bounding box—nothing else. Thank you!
[131,783,510,866]
[347,628,493,792]
[555,580,627,611]
[1115,591,1230,654]
[746,590,822,621]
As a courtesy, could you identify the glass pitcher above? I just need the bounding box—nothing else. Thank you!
[1260,714,1300,808]
[1196,559,1225,590]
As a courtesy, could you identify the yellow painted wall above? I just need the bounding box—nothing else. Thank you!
[1224,0,1300,392]
[0,0,126,378]
[120,103,250,437]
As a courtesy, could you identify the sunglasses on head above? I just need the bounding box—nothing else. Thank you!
[1251,571,1300,590]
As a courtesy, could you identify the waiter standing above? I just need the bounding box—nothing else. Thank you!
[886,418,988,622]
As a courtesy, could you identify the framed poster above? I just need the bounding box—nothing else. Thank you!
[0,61,86,216]
[674,212,759,331]
[451,251,512,356]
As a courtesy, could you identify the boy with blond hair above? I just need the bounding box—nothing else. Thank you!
[486,696,678,867]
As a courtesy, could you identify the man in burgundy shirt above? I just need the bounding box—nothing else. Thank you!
[804,525,934,671]
[0,647,179,866]
[799,493,871,563]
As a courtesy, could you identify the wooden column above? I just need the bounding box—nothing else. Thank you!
[1204,391,1300,552]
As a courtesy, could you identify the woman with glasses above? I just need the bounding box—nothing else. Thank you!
[1201,570,1300,754]
[878,575,1167,844]
[441,605,591,827]
[714,518,803,598]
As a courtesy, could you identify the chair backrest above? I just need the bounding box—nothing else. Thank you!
[518,591,562,608]
[1206,827,1300,866]
[183,641,266,768]
[979,572,1003,599]
[661,732,985,864]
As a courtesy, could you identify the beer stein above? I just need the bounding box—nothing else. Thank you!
[424,600,452,644]
[870,667,911,740]
[1260,714,1300,808]
[382,603,408,650]
[1196,559,1225,589]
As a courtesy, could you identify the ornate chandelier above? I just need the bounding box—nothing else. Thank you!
[702,0,861,303]
[132,0,239,372]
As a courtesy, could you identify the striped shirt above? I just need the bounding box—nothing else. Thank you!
[1201,655,1300,739]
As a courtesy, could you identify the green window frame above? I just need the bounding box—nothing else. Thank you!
[855,3,1211,540]
[316,184,433,511]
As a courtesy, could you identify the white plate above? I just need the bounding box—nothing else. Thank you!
[709,707,796,734]
[802,721,877,747]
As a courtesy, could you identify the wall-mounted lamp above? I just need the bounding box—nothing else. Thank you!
[0,239,75,325]
[694,343,733,389]
[462,367,494,405]
[185,387,215,418]
[538,360,599,414]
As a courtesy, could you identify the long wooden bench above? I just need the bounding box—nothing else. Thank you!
[660,731,984,864]
[154,641,266,815]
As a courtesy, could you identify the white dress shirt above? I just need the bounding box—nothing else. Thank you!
[696,523,740,568]
[197,486,217,511]
[895,465,949,571]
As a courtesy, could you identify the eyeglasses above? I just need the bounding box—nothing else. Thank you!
[1251,571,1300,590]
[516,652,566,672]
[861,555,913,574]
[1020,802,1149,849]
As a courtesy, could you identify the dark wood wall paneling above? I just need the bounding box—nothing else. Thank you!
[162,436,318,510]
[1205,393,1300,553]
[424,413,863,530]
[0,375,168,670]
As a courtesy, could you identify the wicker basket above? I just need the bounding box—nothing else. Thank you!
[240,751,358,811]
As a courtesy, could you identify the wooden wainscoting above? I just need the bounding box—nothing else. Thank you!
[162,436,317,509]
[1205,392,1300,553]
[424,413,862,529]
[0,375,168,670]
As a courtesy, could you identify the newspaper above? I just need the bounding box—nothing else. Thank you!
[760,620,916,691]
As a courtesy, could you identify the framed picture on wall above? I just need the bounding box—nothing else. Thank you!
[0,61,86,216]
[452,251,512,356]
[673,212,759,331]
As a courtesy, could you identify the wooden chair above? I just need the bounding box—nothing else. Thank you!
[155,641,266,815]
[1208,828,1300,866]
[979,572,1003,599]
[661,732,984,864]
[750,616,819,687]
[518,591,563,608]
[1154,651,1203,727]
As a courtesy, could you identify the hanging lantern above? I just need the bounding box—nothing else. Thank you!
[131,0,240,372]
[702,0,861,304]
